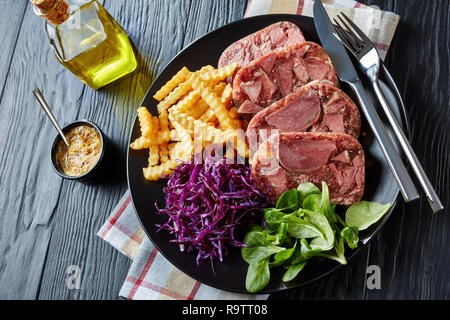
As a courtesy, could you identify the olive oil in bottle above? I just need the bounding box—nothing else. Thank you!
[31,0,137,89]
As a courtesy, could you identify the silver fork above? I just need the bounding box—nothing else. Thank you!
[333,12,443,213]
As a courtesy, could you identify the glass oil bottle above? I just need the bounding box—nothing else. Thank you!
[31,0,137,90]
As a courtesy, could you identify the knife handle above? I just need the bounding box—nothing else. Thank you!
[372,80,444,213]
[349,80,419,203]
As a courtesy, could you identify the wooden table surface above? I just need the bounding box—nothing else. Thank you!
[0,0,448,300]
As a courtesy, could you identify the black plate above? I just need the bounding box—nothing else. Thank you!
[127,14,408,294]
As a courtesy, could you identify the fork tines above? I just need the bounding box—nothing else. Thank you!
[333,12,372,56]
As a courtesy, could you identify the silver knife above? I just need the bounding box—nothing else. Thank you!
[313,0,419,203]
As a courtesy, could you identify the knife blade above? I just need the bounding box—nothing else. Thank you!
[313,2,359,83]
[313,0,419,202]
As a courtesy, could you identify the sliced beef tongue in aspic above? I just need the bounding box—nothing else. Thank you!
[251,132,365,205]
[247,80,361,158]
[263,87,321,132]
[218,21,305,71]
[233,42,338,116]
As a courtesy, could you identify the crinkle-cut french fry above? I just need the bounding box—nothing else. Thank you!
[169,74,222,119]
[159,109,170,130]
[190,82,227,119]
[149,130,171,146]
[153,67,190,101]
[190,74,240,129]
[185,99,210,119]
[130,136,151,150]
[199,63,238,82]
[137,115,170,147]
[159,143,169,162]
[167,142,177,155]
[157,81,192,113]
[151,116,160,135]
[197,108,215,123]
[213,82,227,95]
[170,129,180,141]
[198,65,215,74]
[168,90,200,115]
[134,64,251,182]
[228,106,240,120]
[148,145,160,166]
[136,107,155,138]
[143,159,178,181]
[193,121,249,158]
[171,120,194,161]
[168,111,195,136]
[145,109,171,145]
[220,83,233,106]
[169,142,189,162]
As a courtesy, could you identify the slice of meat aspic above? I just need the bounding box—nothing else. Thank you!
[246,80,361,154]
[251,132,365,205]
[233,42,339,117]
[218,21,305,71]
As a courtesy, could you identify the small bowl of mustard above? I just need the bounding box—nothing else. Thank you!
[51,120,109,182]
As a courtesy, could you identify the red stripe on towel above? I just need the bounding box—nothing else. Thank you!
[128,248,158,299]
[100,195,131,239]
[297,0,305,15]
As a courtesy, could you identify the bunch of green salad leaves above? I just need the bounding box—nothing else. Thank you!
[242,181,392,293]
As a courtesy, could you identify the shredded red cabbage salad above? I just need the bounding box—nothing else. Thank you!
[155,156,270,270]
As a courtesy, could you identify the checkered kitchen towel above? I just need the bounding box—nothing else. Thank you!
[97,0,400,300]
[97,191,268,300]
[245,0,400,60]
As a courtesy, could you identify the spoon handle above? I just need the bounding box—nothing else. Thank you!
[32,88,69,147]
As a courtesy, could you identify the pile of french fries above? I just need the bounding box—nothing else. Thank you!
[130,63,249,181]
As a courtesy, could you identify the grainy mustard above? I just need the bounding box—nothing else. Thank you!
[56,125,102,176]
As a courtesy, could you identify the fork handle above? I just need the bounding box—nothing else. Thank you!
[372,80,444,213]
[349,80,419,203]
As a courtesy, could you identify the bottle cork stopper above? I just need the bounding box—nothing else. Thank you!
[31,0,57,12]
[31,0,69,25]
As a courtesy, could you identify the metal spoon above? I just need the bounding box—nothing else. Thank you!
[32,88,70,168]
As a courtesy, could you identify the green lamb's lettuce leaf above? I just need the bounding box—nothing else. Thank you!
[282,261,307,282]
[269,240,297,268]
[318,235,347,265]
[242,230,271,247]
[318,182,337,224]
[241,229,286,264]
[302,194,322,212]
[241,245,286,264]
[286,215,324,239]
[263,208,293,233]
[246,258,270,293]
[241,181,393,293]
[276,189,299,212]
[345,201,392,231]
[281,239,320,282]
[286,239,322,267]
[303,209,335,251]
[277,222,288,245]
[297,182,321,203]
[340,226,359,249]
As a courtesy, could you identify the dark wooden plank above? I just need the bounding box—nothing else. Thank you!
[35,0,248,299]
[0,2,87,299]
[359,0,450,299]
[0,1,27,100]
